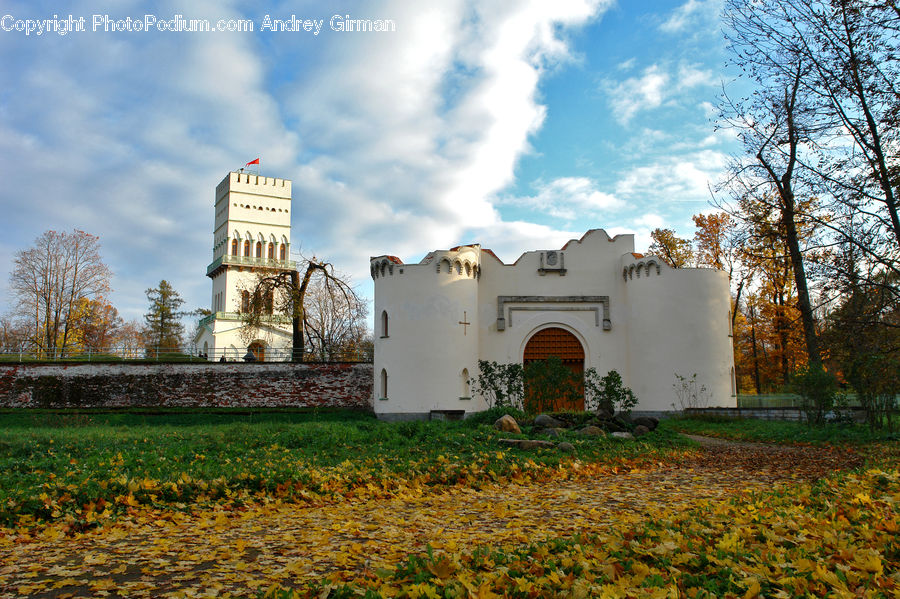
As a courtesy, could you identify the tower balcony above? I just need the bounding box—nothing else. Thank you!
[206,255,298,277]
[198,311,292,329]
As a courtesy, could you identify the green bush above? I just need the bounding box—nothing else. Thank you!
[523,357,583,413]
[584,368,637,415]
[464,405,527,427]
[791,364,839,427]
[468,360,524,409]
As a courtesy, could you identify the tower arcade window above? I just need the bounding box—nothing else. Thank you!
[279,244,286,260]
[380,310,389,338]
[231,239,239,256]
[244,240,251,257]
[256,241,262,258]
[268,243,274,259]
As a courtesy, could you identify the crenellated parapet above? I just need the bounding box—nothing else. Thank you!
[622,254,664,282]
[370,255,404,279]
[371,245,483,280]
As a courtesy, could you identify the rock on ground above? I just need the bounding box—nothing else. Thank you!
[498,438,555,450]
[577,426,606,437]
[534,414,564,428]
[494,415,521,434]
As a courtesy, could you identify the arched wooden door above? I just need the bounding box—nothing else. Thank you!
[523,327,585,411]
[248,341,266,362]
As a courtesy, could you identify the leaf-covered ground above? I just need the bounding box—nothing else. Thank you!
[2,433,891,598]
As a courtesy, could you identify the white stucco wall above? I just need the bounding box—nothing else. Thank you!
[372,228,736,417]
[621,256,734,410]
[195,172,295,361]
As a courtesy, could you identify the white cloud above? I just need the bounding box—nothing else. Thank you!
[499,176,626,221]
[659,0,722,34]
[615,150,727,204]
[604,62,716,124]
[633,213,665,229]
[280,0,614,280]
[0,0,615,317]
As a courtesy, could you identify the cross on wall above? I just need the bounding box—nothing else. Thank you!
[458,311,471,335]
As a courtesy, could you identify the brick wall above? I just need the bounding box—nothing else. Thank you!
[0,363,374,410]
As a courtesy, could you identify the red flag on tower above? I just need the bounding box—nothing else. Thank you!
[246,158,260,166]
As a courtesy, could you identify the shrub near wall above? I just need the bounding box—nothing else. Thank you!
[0,363,374,410]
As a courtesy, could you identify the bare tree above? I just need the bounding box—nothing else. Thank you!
[114,319,147,359]
[723,0,900,285]
[720,1,838,366]
[0,314,29,352]
[240,256,366,362]
[9,230,112,356]
[302,270,369,360]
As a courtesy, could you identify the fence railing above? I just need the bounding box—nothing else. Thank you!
[737,393,899,409]
[206,254,297,276]
[0,345,373,364]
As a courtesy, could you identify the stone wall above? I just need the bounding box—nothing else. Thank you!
[0,363,374,410]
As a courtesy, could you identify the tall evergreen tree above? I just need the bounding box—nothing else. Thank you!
[143,280,185,351]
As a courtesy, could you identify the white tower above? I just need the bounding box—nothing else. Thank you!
[194,171,294,361]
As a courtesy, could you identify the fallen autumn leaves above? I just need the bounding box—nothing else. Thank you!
[1,430,894,599]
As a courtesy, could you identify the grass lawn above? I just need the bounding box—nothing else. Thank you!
[661,414,900,445]
[0,409,691,528]
[1,411,897,598]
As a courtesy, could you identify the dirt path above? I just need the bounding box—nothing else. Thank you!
[0,439,861,598]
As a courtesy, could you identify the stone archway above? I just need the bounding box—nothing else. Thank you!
[523,327,585,411]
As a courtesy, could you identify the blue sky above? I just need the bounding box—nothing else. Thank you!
[0,0,735,324]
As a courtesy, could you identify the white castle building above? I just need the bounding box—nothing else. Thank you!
[194,172,295,361]
[371,229,736,418]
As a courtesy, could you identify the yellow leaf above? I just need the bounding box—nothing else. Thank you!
[742,578,761,599]
[853,552,883,575]
[427,556,455,579]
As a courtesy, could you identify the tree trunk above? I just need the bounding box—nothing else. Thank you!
[749,304,761,394]
[780,188,821,365]
[290,270,304,362]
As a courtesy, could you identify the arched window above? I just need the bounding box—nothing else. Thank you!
[243,240,251,257]
[381,310,389,338]
[279,244,286,260]
[241,290,250,312]
[231,239,239,256]
[256,241,262,258]
[731,367,736,396]
[268,243,274,259]
[380,369,388,399]
[265,289,274,315]
[461,368,470,398]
